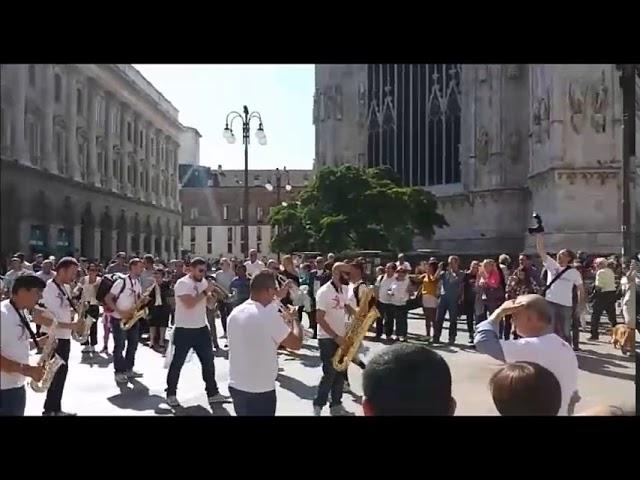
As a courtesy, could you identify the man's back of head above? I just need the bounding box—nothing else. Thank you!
[363,344,455,416]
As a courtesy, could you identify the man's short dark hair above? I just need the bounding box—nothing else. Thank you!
[189,257,206,268]
[12,274,47,294]
[129,258,142,267]
[351,260,364,275]
[250,270,277,293]
[236,264,247,273]
[13,252,25,261]
[489,361,561,416]
[143,254,154,264]
[56,257,79,271]
[363,344,453,416]
[519,253,530,260]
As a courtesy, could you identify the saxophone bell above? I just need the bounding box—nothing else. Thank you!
[30,321,66,393]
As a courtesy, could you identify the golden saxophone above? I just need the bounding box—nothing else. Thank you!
[29,307,65,393]
[121,283,155,331]
[71,300,94,344]
[332,284,380,372]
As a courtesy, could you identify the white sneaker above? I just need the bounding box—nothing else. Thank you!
[126,370,143,379]
[167,395,179,408]
[343,382,352,393]
[208,393,230,403]
[115,373,128,383]
[81,346,91,353]
[313,405,323,416]
[330,405,353,416]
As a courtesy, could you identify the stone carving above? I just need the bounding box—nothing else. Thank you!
[53,115,66,129]
[590,70,608,133]
[357,83,367,125]
[506,64,520,79]
[531,92,550,143]
[556,169,617,186]
[312,88,319,124]
[334,85,343,121]
[505,130,521,163]
[475,127,490,165]
[567,82,587,134]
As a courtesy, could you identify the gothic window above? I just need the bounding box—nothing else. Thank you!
[112,108,120,135]
[76,88,83,116]
[54,74,62,102]
[127,122,132,142]
[26,117,41,166]
[55,130,66,174]
[139,130,144,148]
[96,97,105,128]
[78,139,88,181]
[97,149,106,186]
[28,65,36,87]
[151,137,155,156]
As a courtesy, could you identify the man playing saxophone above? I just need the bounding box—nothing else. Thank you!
[40,257,86,416]
[104,258,144,385]
[1,275,52,416]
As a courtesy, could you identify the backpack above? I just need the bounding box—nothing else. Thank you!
[96,274,126,306]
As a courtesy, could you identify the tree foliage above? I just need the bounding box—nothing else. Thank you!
[269,165,448,254]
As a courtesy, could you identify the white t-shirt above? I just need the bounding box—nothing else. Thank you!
[396,261,412,272]
[228,299,290,393]
[41,280,74,340]
[542,256,583,307]
[375,274,396,304]
[500,333,579,415]
[389,278,410,306]
[244,260,266,277]
[0,299,30,390]
[315,281,348,340]
[174,275,208,329]
[36,270,55,283]
[79,276,101,305]
[109,276,142,320]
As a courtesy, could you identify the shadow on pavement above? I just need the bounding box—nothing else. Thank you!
[276,373,317,400]
[280,351,321,368]
[80,352,113,368]
[577,353,635,382]
[107,379,173,415]
[578,348,635,363]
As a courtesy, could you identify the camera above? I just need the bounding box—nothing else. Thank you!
[527,212,545,235]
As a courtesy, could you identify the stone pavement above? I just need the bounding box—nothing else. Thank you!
[25,311,636,416]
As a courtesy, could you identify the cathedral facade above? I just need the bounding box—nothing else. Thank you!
[314,64,639,255]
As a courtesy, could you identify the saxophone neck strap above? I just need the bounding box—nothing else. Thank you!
[10,300,40,350]
[53,280,78,314]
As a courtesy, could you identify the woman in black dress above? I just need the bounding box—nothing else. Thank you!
[148,268,172,352]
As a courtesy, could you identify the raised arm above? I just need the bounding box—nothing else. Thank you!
[535,233,547,262]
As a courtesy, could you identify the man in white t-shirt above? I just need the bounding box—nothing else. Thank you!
[535,233,585,344]
[244,249,265,278]
[41,257,84,416]
[105,258,144,384]
[395,253,412,273]
[312,262,354,416]
[1,275,51,416]
[166,257,229,408]
[3,257,31,297]
[227,270,303,416]
[474,294,580,415]
[375,262,397,341]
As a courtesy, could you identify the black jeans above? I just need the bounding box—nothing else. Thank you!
[375,302,392,337]
[383,303,397,337]
[229,386,276,416]
[82,304,100,347]
[43,338,70,414]
[394,305,408,337]
[591,290,617,338]
[571,310,581,350]
[166,327,219,397]
[111,319,140,373]
[217,301,231,335]
[1,386,26,416]
[463,303,475,338]
[313,338,344,408]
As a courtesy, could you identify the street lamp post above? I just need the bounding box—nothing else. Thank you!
[265,167,291,261]
[223,106,267,259]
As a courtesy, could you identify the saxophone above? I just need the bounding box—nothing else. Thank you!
[332,284,380,372]
[121,283,155,331]
[71,300,94,343]
[29,311,65,393]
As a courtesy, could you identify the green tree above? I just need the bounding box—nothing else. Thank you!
[269,165,448,254]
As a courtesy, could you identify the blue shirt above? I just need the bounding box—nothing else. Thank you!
[229,276,250,308]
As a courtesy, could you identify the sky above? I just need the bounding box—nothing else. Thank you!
[134,64,315,171]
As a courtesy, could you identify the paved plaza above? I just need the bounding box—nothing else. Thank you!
[25,311,636,416]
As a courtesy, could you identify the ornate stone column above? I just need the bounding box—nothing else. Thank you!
[13,65,28,165]
[93,227,101,261]
[65,67,81,180]
[120,103,130,195]
[42,64,56,174]
[87,78,99,187]
[104,92,114,191]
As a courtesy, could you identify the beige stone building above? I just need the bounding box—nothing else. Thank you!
[0,64,189,262]
[315,64,639,255]
[179,165,312,259]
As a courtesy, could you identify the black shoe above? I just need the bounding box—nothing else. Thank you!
[56,411,78,416]
[432,338,441,344]
[588,335,598,341]
[573,347,581,352]
[448,338,456,345]
[467,338,474,344]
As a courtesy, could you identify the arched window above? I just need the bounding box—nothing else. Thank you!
[76,88,83,116]
[54,74,62,102]
[55,130,66,174]
[28,65,36,87]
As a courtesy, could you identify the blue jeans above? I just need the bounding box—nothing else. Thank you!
[549,301,573,342]
[166,327,219,397]
[0,386,26,416]
[229,386,276,416]
[111,319,140,373]
[435,296,459,341]
[313,338,344,408]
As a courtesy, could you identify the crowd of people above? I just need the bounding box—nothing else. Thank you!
[0,228,637,416]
